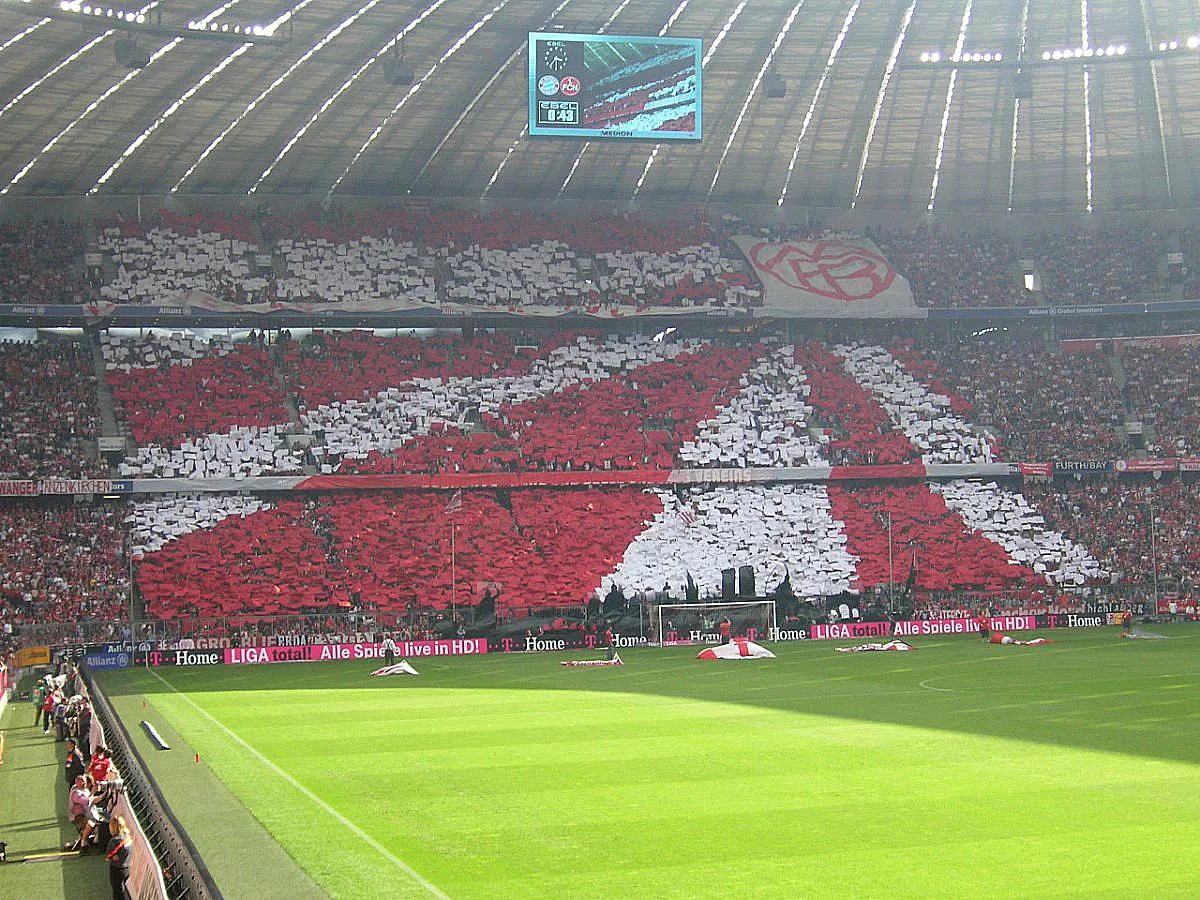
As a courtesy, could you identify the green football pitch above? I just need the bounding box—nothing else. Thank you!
[97,627,1200,899]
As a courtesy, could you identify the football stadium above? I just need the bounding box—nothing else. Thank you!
[0,0,1199,897]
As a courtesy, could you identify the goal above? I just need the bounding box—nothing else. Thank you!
[654,601,777,647]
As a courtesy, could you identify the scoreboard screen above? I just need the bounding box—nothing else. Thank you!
[528,32,702,141]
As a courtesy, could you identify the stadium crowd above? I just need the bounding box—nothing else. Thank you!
[3,211,1197,312]
[911,339,1126,462]
[0,219,88,305]
[0,341,103,478]
[0,503,130,640]
[1028,479,1200,587]
[1122,342,1200,456]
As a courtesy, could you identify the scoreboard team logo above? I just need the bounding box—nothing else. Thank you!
[538,74,560,96]
[560,75,581,96]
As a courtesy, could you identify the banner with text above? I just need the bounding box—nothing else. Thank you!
[809,615,1037,641]
[224,638,488,665]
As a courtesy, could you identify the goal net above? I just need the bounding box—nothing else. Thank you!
[654,601,777,647]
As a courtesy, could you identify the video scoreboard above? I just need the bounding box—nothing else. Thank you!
[528,32,702,141]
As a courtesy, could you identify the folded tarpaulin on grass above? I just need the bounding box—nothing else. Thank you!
[370,660,419,676]
[697,639,775,660]
[835,640,914,653]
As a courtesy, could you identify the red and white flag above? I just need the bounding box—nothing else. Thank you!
[444,490,463,515]
[678,506,698,528]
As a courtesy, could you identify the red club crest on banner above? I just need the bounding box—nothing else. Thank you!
[750,240,897,302]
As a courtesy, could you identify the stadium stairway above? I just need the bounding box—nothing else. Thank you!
[89,333,127,449]
[1108,352,1127,394]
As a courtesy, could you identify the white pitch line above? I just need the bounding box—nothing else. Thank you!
[918,679,957,693]
[145,668,450,899]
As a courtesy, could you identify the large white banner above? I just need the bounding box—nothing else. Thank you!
[732,235,925,319]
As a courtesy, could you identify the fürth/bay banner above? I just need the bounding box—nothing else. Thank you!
[732,235,925,319]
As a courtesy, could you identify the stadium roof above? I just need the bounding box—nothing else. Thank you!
[0,0,1196,211]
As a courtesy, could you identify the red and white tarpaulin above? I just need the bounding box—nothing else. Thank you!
[835,640,914,653]
[697,639,776,660]
[732,236,925,319]
[371,660,419,676]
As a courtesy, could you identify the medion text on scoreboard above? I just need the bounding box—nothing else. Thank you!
[528,32,702,141]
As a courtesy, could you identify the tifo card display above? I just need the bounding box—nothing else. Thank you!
[528,32,702,140]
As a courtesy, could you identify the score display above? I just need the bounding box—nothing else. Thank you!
[528,32,702,141]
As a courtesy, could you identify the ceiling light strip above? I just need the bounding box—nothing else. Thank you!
[248,0,452,195]
[1081,0,1094,212]
[481,126,527,197]
[0,28,111,128]
[2,0,234,196]
[658,0,689,37]
[327,0,513,199]
[633,0,748,202]
[928,0,973,210]
[553,0,641,200]
[170,0,375,194]
[410,0,575,194]
[1136,0,1171,202]
[777,0,861,206]
[0,17,50,59]
[2,36,181,195]
[850,0,916,208]
[92,0,316,195]
[1006,0,1029,211]
[707,0,805,202]
[88,43,251,194]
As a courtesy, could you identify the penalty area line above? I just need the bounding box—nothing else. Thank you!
[144,668,450,899]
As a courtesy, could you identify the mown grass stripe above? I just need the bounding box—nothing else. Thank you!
[145,667,450,899]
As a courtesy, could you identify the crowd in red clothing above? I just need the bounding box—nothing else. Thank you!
[0,341,103,478]
[133,488,661,619]
[1031,226,1165,306]
[871,225,1031,308]
[911,340,1126,462]
[1027,479,1200,586]
[795,341,919,465]
[282,329,580,410]
[108,342,290,447]
[4,210,1200,310]
[0,502,129,636]
[1122,343,1200,457]
[0,219,88,305]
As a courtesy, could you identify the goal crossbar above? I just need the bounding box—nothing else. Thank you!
[654,601,777,647]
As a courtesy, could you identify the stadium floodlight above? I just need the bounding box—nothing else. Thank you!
[929,50,940,62]
[654,601,778,647]
[1190,36,1200,49]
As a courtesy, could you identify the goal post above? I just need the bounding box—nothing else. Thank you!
[653,601,777,647]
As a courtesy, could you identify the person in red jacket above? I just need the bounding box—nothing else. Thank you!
[88,747,113,783]
[718,616,732,645]
[41,688,59,734]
